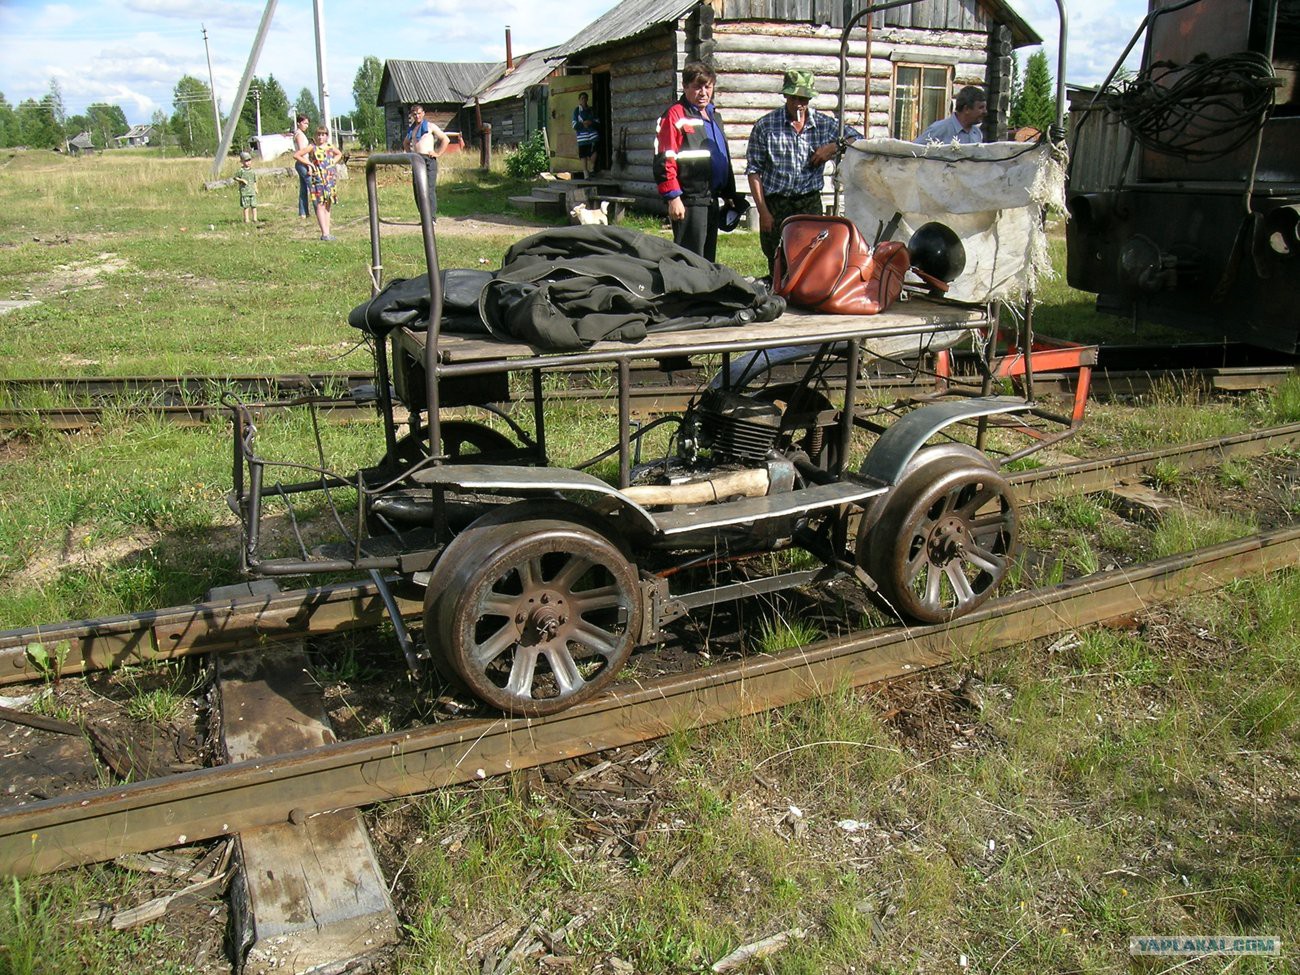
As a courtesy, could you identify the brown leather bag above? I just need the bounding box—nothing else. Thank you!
[773,215,909,315]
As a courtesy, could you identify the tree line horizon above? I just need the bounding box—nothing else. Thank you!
[0,50,1056,155]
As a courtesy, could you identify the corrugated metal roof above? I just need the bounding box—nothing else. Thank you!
[378,60,500,106]
[550,0,697,59]
[552,0,1040,57]
[468,47,564,106]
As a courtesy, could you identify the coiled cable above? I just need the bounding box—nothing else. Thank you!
[1102,51,1278,161]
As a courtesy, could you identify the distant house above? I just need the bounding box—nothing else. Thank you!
[333,119,358,146]
[545,0,1043,208]
[115,124,154,148]
[68,132,95,156]
[376,60,498,148]
[468,45,565,147]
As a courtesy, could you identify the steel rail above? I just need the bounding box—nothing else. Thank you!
[0,401,380,431]
[4,422,1300,685]
[3,524,1298,876]
[3,361,1296,430]
[0,373,374,399]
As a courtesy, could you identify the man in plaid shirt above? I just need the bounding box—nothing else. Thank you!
[747,69,860,275]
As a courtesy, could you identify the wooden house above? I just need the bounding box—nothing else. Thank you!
[114,124,154,148]
[377,59,498,148]
[469,46,566,147]
[547,0,1043,209]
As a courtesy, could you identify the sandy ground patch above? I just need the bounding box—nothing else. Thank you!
[15,525,161,588]
[8,252,129,301]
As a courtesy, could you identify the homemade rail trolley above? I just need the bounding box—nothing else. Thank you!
[228,2,1075,716]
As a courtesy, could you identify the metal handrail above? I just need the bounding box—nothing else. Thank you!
[365,153,443,461]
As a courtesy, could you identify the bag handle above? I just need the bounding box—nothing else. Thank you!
[777,228,830,296]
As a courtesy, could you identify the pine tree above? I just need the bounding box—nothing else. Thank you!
[150,109,170,153]
[16,96,61,149]
[171,75,218,154]
[86,103,129,148]
[259,75,293,133]
[46,79,67,150]
[1020,50,1055,134]
[1009,52,1025,129]
[0,93,17,148]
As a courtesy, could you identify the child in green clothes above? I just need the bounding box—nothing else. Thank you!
[235,151,258,223]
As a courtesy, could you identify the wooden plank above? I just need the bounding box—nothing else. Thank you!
[219,646,398,975]
[422,302,984,365]
[1,581,420,686]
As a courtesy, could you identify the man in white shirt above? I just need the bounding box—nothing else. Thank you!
[916,86,987,144]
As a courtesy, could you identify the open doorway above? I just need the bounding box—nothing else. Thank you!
[592,71,612,174]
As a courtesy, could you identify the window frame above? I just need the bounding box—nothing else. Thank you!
[890,61,954,141]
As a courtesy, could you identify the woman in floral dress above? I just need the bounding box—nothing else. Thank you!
[293,126,342,241]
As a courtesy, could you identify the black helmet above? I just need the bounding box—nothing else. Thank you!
[907,222,966,282]
[719,196,749,233]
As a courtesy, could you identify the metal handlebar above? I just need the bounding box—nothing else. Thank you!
[364,152,443,460]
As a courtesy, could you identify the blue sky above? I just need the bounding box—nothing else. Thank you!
[0,0,1147,126]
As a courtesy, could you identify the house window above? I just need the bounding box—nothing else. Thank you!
[892,64,951,140]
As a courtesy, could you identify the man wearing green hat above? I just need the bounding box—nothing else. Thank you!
[746,69,860,275]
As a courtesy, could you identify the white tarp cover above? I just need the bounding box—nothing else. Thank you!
[841,139,1066,304]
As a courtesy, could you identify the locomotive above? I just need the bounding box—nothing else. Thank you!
[1065,0,1300,352]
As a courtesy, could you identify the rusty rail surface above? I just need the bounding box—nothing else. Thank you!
[4,356,1297,430]
[2,524,1298,876]
[4,422,1300,685]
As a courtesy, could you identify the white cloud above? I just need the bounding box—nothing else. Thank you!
[122,0,265,27]
[1010,0,1147,87]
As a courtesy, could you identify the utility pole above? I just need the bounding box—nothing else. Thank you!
[252,87,263,139]
[201,25,223,147]
[210,0,279,177]
[313,0,333,143]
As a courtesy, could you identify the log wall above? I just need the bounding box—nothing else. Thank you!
[565,4,1006,211]
[478,101,528,146]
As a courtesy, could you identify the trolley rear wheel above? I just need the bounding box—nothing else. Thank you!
[860,451,1017,623]
[435,519,642,716]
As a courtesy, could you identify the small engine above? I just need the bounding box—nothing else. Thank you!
[681,388,782,465]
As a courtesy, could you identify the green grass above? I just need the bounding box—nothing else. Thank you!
[359,575,1300,973]
[1149,508,1257,558]
[1,873,201,975]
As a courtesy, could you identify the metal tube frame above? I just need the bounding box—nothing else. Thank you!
[366,153,443,462]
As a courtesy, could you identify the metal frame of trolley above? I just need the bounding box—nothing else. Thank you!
[227,1,1077,717]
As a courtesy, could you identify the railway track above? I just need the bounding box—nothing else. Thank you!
[2,423,1299,876]
[3,526,1297,877]
[3,422,1298,685]
[2,343,1296,430]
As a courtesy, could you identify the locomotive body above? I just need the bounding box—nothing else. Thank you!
[1066,0,1300,351]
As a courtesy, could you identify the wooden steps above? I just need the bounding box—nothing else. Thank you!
[509,178,635,222]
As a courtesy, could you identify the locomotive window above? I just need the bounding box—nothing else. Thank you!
[892,64,951,140]
[1267,0,1300,113]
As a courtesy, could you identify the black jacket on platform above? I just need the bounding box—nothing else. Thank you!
[350,226,783,352]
